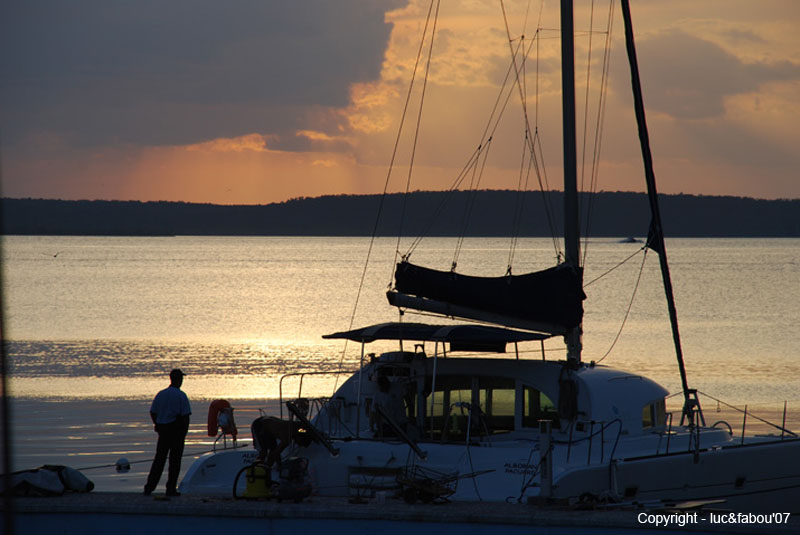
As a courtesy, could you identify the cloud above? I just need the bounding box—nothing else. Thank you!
[2,0,798,203]
[0,0,406,147]
[631,29,800,119]
[185,134,270,153]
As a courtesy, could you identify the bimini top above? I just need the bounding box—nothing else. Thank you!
[323,322,550,353]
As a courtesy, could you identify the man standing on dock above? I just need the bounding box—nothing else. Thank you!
[144,368,191,497]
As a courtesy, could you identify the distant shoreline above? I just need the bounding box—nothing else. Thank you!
[2,191,798,237]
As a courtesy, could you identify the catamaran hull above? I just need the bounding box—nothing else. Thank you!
[554,438,800,513]
[181,437,800,512]
[180,442,547,502]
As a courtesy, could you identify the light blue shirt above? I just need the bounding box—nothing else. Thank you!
[150,386,191,424]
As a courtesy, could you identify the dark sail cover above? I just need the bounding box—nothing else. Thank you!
[394,261,585,331]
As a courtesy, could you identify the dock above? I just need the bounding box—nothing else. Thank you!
[3,492,798,535]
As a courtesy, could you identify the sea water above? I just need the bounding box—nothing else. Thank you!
[3,235,799,402]
[2,235,799,489]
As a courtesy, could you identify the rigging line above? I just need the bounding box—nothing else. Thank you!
[533,0,545,127]
[471,31,535,163]
[596,247,648,364]
[453,139,495,269]
[501,1,560,259]
[404,37,529,258]
[398,0,442,223]
[500,1,540,179]
[508,131,535,271]
[508,134,528,271]
[388,0,438,272]
[538,28,608,35]
[490,20,558,263]
[579,0,597,225]
[392,0,440,269]
[533,130,562,258]
[507,23,532,271]
[525,36,562,257]
[486,38,533,145]
[75,443,250,472]
[522,0,533,37]
[404,21,541,261]
[334,0,438,394]
[535,25,540,126]
[404,144,484,257]
[584,244,645,287]
[499,3,539,171]
[452,151,483,269]
[582,0,616,266]
[476,37,524,153]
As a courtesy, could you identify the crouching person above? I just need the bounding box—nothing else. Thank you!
[250,416,313,468]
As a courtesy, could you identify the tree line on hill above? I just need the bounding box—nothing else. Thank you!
[2,191,798,237]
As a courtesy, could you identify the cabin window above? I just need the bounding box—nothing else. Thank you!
[522,385,560,429]
[478,377,515,434]
[419,375,560,440]
[642,405,653,428]
[642,399,667,429]
[422,375,473,441]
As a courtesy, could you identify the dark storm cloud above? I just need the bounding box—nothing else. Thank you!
[629,30,800,119]
[0,0,406,147]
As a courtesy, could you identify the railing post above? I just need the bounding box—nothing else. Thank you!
[356,343,365,438]
[741,404,748,445]
[566,422,574,463]
[665,412,672,455]
[781,401,787,440]
[600,421,605,463]
[539,420,553,498]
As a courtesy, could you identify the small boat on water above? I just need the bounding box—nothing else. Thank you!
[181,1,800,511]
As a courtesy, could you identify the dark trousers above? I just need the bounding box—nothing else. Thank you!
[145,421,187,493]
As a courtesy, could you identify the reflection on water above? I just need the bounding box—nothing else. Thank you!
[8,370,358,402]
[3,236,800,404]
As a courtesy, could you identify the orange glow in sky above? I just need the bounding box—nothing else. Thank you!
[1,0,798,203]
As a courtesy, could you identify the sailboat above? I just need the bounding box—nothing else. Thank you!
[180,1,800,511]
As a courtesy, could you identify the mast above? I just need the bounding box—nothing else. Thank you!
[620,0,693,420]
[561,0,582,362]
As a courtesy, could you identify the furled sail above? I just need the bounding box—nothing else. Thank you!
[387,261,585,335]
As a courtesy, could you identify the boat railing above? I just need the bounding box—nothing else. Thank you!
[278,370,353,419]
[663,412,674,455]
[648,395,800,460]
[278,370,359,437]
[668,392,798,441]
[561,419,622,465]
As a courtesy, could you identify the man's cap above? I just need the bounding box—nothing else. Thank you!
[170,368,186,380]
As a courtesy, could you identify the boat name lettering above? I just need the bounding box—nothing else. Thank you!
[504,462,538,475]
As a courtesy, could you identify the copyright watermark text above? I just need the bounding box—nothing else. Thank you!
[637,512,791,527]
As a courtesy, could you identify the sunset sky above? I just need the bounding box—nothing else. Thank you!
[1,0,798,204]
